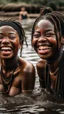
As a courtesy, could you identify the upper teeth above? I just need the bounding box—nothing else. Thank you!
[1,47,11,51]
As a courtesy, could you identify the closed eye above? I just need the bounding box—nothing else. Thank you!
[9,33,16,39]
[45,33,55,37]
[33,33,41,38]
[0,33,16,39]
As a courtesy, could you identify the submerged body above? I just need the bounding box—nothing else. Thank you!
[31,10,64,99]
[0,20,35,96]
[19,7,29,21]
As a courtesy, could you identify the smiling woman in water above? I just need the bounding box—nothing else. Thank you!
[31,7,64,99]
[0,19,35,96]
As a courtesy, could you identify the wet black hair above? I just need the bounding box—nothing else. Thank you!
[0,19,26,44]
[0,19,27,56]
[40,6,53,16]
[31,7,64,63]
[31,9,64,44]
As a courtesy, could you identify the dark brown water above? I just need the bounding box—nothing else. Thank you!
[0,19,64,114]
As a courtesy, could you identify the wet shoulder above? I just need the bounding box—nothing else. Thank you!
[36,59,46,68]
[19,57,35,73]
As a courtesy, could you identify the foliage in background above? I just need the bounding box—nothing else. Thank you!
[0,0,64,7]
[0,0,8,4]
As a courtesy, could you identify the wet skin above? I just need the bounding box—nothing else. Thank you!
[0,26,21,59]
[0,26,35,96]
[32,19,60,61]
[32,19,62,90]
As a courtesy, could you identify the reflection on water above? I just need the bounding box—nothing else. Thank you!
[0,19,64,114]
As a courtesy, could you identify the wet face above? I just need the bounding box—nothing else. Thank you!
[0,25,21,59]
[32,19,57,60]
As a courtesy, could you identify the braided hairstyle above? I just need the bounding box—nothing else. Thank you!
[31,9,64,49]
[52,11,64,37]
[0,19,27,57]
[40,6,53,16]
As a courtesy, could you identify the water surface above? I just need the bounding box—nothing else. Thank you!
[0,19,64,114]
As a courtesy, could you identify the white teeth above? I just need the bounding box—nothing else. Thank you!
[1,47,12,51]
[38,46,50,50]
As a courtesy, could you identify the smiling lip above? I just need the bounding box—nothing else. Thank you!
[0,46,13,55]
[1,47,12,51]
[37,46,51,54]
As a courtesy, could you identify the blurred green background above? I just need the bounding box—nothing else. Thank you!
[0,0,64,19]
[0,0,64,7]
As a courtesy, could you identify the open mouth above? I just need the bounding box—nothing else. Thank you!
[1,47,12,51]
[37,44,51,55]
[0,46,13,55]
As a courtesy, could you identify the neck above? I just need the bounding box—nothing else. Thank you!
[47,48,63,72]
[49,57,59,73]
[1,56,19,71]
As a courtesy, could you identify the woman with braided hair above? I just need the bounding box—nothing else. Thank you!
[0,19,35,96]
[31,8,64,99]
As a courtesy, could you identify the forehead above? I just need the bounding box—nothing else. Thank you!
[0,25,18,35]
[35,19,54,30]
[0,25,16,31]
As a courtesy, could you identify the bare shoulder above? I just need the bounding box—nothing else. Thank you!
[25,11,28,13]
[36,59,46,68]
[19,57,35,73]
[19,11,23,14]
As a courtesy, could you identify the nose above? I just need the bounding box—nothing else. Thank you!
[38,35,47,42]
[1,37,10,44]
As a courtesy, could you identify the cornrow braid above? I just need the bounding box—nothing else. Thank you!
[52,11,64,37]
[46,11,64,49]
[45,12,62,51]
[40,6,53,16]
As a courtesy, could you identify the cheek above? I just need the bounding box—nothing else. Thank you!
[49,37,57,45]
[32,38,37,47]
[13,39,21,51]
[14,38,20,46]
[14,44,21,55]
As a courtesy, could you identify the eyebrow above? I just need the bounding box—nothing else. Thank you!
[34,30,40,33]
[0,32,16,34]
[45,29,54,32]
[35,29,54,33]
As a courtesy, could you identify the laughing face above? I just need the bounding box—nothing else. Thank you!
[0,25,21,59]
[32,19,57,60]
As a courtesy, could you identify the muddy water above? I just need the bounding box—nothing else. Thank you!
[0,19,64,114]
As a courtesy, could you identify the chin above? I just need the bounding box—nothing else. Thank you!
[1,55,13,59]
[39,54,51,60]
